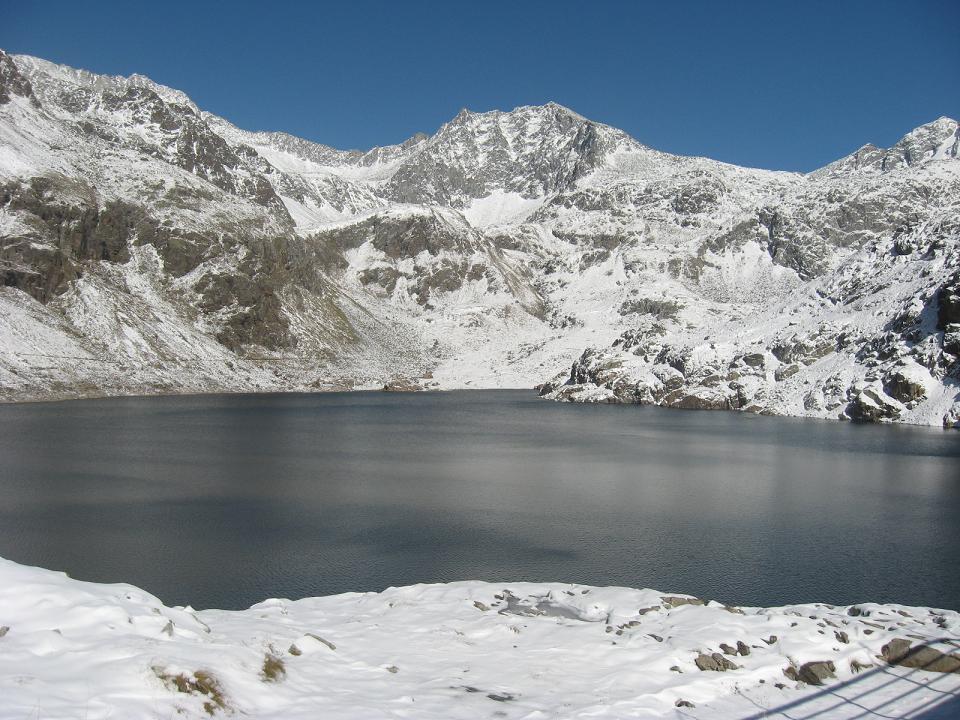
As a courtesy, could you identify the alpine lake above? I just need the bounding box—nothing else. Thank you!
[1,390,958,611]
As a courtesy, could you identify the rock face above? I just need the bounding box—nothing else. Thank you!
[0,50,958,424]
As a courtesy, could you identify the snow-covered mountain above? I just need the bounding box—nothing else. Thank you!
[1,50,958,426]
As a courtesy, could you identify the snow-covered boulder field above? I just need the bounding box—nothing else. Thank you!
[1,557,958,719]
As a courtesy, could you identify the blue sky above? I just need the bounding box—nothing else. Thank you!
[2,1,957,171]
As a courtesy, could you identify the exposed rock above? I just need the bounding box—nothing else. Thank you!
[846,387,902,423]
[664,387,740,411]
[695,653,739,672]
[775,363,800,381]
[661,596,706,609]
[619,297,681,320]
[772,335,834,366]
[938,272,960,330]
[883,366,928,403]
[943,324,960,356]
[796,661,836,686]
[0,50,38,106]
[882,638,960,673]
[944,403,960,429]
[382,378,421,392]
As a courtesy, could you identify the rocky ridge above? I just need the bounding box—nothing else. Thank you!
[1,49,958,426]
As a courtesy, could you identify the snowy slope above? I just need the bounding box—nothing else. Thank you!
[1,556,958,719]
[1,49,958,425]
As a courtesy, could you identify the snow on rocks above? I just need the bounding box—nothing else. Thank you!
[1,50,959,426]
[0,557,958,719]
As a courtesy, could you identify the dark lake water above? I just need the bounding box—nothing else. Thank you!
[0,390,958,611]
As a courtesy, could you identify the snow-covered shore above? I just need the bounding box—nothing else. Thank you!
[1,557,957,719]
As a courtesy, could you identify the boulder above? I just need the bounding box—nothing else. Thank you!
[846,387,902,422]
[775,363,800,381]
[944,402,960,429]
[883,366,928,403]
[882,638,960,673]
[797,661,836,686]
[695,653,739,672]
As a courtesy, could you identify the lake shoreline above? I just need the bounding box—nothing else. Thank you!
[1,383,957,430]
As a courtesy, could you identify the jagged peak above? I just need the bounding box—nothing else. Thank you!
[811,116,959,177]
[0,49,39,106]
[445,101,593,128]
[13,53,199,113]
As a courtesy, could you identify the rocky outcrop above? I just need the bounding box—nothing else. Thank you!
[938,272,960,330]
[883,366,928,403]
[845,387,903,423]
[0,178,142,302]
[0,50,38,106]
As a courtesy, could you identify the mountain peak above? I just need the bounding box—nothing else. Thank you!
[813,116,959,177]
[0,49,39,106]
[12,53,200,115]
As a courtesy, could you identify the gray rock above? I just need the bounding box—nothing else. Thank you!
[882,638,960,673]
[938,272,960,330]
[695,653,739,672]
[0,50,39,106]
[775,363,800,381]
[797,661,836,685]
[943,324,960,356]
[661,596,706,609]
[883,368,927,403]
[846,387,902,422]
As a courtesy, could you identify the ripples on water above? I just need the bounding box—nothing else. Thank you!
[0,390,957,610]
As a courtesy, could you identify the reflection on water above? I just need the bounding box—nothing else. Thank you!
[0,390,957,610]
